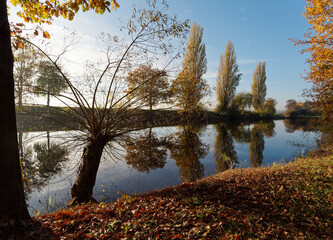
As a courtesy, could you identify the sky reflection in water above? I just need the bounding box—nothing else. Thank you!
[20,119,321,213]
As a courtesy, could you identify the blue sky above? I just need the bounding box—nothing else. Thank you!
[167,0,310,110]
[10,0,311,110]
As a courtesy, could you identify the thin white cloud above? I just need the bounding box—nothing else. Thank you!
[240,8,246,12]
[184,8,193,14]
[203,71,217,79]
[238,59,257,65]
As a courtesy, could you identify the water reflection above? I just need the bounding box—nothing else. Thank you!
[283,119,318,133]
[214,123,238,172]
[249,121,275,168]
[33,142,69,179]
[18,131,69,194]
[125,128,168,173]
[17,119,325,213]
[229,123,251,143]
[283,119,332,157]
[249,124,265,168]
[169,125,208,183]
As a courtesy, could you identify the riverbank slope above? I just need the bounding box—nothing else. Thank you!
[3,148,332,239]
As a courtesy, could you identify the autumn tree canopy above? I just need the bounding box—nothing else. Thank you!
[10,0,119,38]
[172,22,208,112]
[215,41,242,114]
[36,61,68,107]
[263,98,277,116]
[294,0,333,121]
[13,44,40,108]
[125,65,170,111]
[232,92,252,112]
[251,62,267,112]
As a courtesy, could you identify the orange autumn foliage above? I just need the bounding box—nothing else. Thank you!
[9,0,119,42]
[294,0,333,122]
[10,0,119,24]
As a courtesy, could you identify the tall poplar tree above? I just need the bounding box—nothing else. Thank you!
[251,62,267,112]
[216,41,242,113]
[172,22,208,112]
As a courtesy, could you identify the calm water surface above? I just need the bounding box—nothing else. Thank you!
[19,119,321,213]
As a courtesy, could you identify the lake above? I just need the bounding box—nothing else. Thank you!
[19,119,322,214]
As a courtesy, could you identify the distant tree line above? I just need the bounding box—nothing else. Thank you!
[284,99,320,118]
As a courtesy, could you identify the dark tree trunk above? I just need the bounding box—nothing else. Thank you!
[47,130,50,150]
[149,94,153,112]
[0,1,30,222]
[68,135,108,207]
[47,91,50,107]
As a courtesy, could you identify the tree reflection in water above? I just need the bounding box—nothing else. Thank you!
[249,121,275,168]
[283,118,319,133]
[18,131,69,194]
[33,143,69,179]
[283,119,332,157]
[169,125,208,183]
[249,124,265,168]
[229,123,251,144]
[214,123,238,172]
[125,128,168,173]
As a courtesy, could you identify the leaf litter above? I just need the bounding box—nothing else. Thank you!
[3,154,332,239]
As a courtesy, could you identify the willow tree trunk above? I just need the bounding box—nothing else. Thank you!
[68,135,108,206]
[0,1,30,222]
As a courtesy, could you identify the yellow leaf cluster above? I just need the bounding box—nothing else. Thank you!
[294,0,333,121]
[9,0,119,39]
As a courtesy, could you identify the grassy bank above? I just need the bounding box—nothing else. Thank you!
[4,149,332,239]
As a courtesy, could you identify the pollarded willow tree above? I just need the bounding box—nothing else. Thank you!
[216,41,242,114]
[293,0,333,122]
[172,22,208,112]
[29,1,189,206]
[251,61,267,112]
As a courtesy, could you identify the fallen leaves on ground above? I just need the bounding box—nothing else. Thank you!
[4,154,333,239]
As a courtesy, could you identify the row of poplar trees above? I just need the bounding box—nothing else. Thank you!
[173,22,276,116]
[125,22,276,116]
[216,41,276,116]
